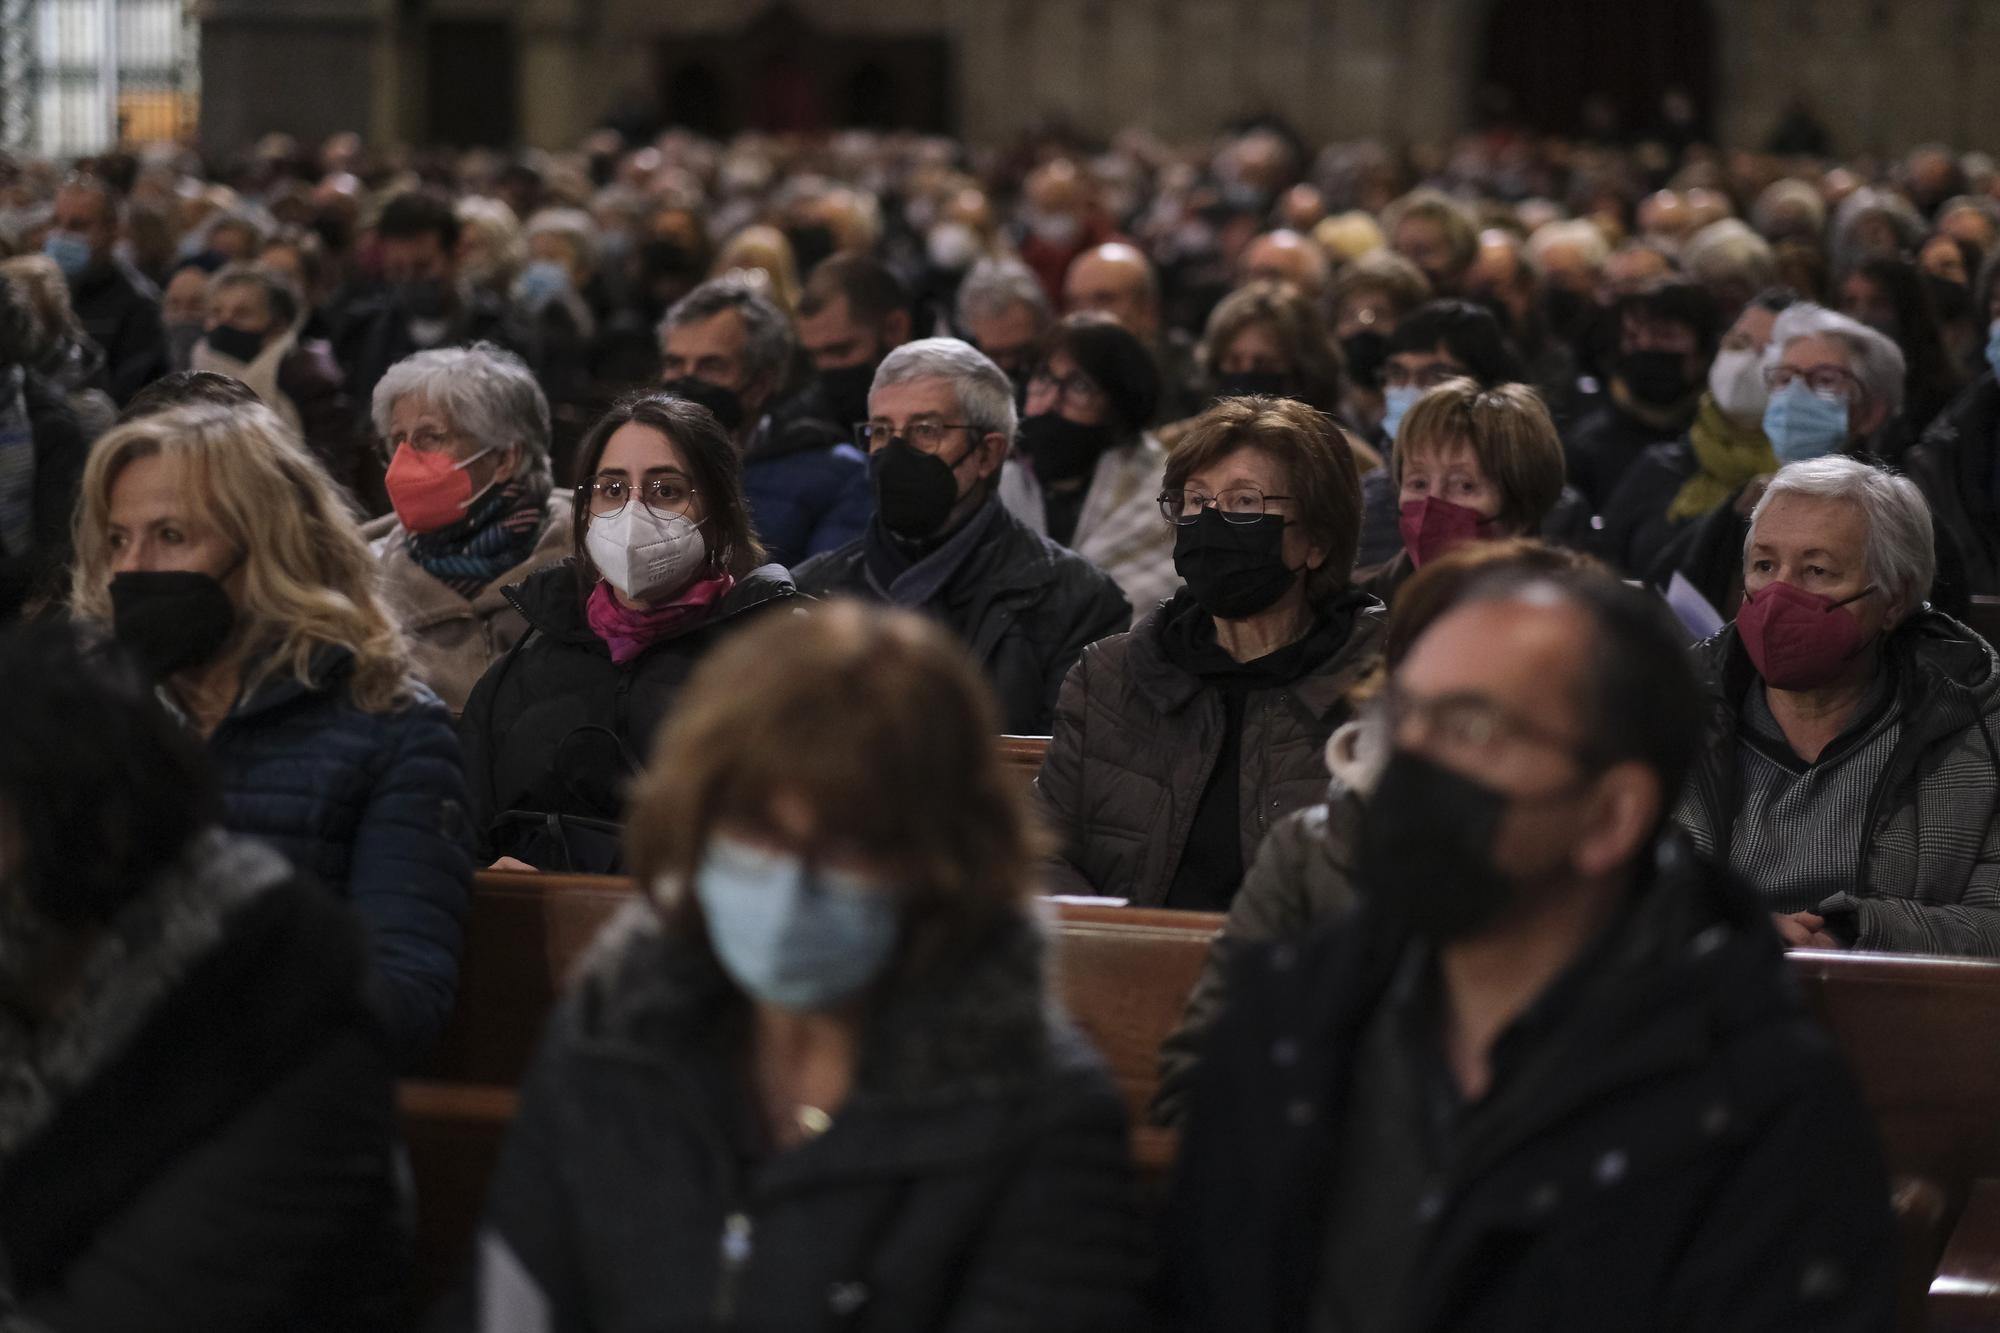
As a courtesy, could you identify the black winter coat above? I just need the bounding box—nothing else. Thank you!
[67,260,167,405]
[793,507,1131,735]
[1160,834,1897,1333]
[460,901,1148,1333]
[1907,372,2000,598]
[0,372,85,621]
[458,561,802,862]
[0,831,405,1331]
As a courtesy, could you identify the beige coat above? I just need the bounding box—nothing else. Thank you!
[365,492,575,713]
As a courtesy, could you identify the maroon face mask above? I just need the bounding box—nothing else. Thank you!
[1735,581,1879,690]
[1399,497,1502,568]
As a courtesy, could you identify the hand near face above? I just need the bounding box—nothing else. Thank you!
[1771,910,1842,950]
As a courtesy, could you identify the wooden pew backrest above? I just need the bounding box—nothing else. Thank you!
[998,735,1049,796]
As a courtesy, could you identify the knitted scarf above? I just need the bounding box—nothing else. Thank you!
[0,367,35,558]
[1667,394,1778,523]
[585,574,735,665]
[407,479,548,598]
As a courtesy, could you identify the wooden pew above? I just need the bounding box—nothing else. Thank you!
[405,872,2000,1327]
[998,734,1049,796]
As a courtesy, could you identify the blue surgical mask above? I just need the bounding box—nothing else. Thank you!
[42,231,92,281]
[693,836,899,1011]
[1762,382,1850,465]
[512,260,570,311]
[1984,318,2000,382]
[1381,385,1421,443]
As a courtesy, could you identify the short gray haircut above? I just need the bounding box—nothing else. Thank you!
[660,273,796,387]
[208,262,300,329]
[1526,218,1610,274]
[1682,219,1776,294]
[954,256,1052,333]
[370,341,553,496]
[1748,455,1935,611]
[871,337,1018,445]
[1750,178,1825,241]
[522,206,598,274]
[1769,302,1906,418]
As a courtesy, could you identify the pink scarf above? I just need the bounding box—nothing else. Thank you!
[585,574,735,665]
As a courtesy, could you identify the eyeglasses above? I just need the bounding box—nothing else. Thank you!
[1381,361,1463,391]
[1027,368,1109,414]
[856,420,974,452]
[1158,486,1295,526]
[379,425,467,462]
[1764,363,1863,401]
[583,474,698,520]
[1370,685,1593,767]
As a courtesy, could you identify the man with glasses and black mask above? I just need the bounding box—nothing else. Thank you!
[658,274,871,567]
[792,338,1129,734]
[1160,566,1895,1332]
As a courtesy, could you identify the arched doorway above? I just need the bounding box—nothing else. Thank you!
[1478,0,1715,144]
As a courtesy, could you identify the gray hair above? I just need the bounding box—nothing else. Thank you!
[1748,455,1935,611]
[1682,219,1776,294]
[1750,178,1826,241]
[872,337,1018,445]
[1831,188,1925,275]
[208,262,300,329]
[1525,218,1610,274]
[522,207,598,274]
[1769,302,1906,418]
[370,342,553,496]
[660,273,796,387]
[954,256,1052,332]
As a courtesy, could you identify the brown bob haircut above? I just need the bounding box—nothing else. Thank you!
[570,391,765,596]
[625,598,1049,987]
[1164,395,1363,601]
[1199,279,1347,415]
[1390,377,1567,534]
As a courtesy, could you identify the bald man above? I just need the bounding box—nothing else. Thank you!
[1063,242,1198,422]
[1239,229,1331,302]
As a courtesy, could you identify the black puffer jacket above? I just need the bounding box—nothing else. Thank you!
[793,506,1131,735]
[0,830,405,1331]
[458,561,802,863]
[460,900,1147,1333]
[1160,834,1896,1332]
[1036,588,1384,907]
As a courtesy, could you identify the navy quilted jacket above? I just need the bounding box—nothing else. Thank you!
[741,431,872,569]
[207,650,472,1069]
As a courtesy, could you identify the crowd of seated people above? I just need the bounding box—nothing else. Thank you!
[7,115,2000,1327]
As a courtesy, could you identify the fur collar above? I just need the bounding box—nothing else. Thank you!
[568,896,1060,1108]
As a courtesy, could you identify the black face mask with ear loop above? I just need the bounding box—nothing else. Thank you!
[110,568,240,681]
[1171,509,1300,619]
[870,436,974,541]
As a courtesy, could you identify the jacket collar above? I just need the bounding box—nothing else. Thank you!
[1125,587,1387,716]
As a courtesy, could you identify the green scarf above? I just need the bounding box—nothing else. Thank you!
[1667,394,1777,523]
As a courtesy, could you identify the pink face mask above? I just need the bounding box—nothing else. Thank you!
[383,442,494,534]
[1399,497,1502,568]
[1735,580,1879,690]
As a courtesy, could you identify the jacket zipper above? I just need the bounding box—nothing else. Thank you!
[710,1209,755,1325]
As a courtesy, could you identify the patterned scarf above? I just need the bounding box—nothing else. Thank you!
[585,574,735,665]
[407,479,549,599]
[0,366,35,558]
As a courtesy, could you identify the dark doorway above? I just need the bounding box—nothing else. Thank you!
[656,4,954,137]
[426,19,519,148]
[1479,0,1714,143]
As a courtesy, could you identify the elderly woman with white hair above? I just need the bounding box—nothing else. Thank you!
[364,342,572,711]
[1675,455,2000,957]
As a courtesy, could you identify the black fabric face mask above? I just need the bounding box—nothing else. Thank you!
[1619,349,1696,409]
[660,376,746,435]
[397,278,451,322]
[1356,748,1517,941]
[1018,412,1115,486]
[786,223,837,276]
[1212,370,1298,402]
[110,569,238,681]
[204,323,266,364]
[1171,509,1298,620]
[817,362,879,435]
[871,437,965,540]
[1340,330,1390,392]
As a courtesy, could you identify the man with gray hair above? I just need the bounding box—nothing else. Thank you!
[1675,454,2000,956]
[793,337,1130,732]
[659,273,871,566]
[954,256,1052,388]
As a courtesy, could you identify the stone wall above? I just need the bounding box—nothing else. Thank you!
[198,0,2000,159]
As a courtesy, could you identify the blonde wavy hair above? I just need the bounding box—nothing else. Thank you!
[70,401,416,714]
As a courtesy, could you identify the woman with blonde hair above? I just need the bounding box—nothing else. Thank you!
[464,600,1146,1331]
[70,400,470,1067]
[710,223,802,314]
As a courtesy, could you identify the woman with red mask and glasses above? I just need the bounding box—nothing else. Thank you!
[365,343,575,713]
[1674,454,2000,958]
[1360,377,1574,605]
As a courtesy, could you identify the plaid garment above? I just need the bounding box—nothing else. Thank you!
[999,434,1179,627]
[0,367,34,558]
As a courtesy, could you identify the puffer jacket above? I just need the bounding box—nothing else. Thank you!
[1035,587,1385,907]
[1160,833,1896,1332]
[794,505,1131,735]
[207,649,471,1069]
[457,900,1148,1333]
[1906,371,2000,597]
[457,561,802,863]
[1674,611,2000,956]
[0,830,405,1331]
[365,492,576,713]
[742,413,874,569]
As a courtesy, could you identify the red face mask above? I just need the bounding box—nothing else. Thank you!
[1399,497,1502,568]
[1735,580,1879,690]
[384,442,494,534]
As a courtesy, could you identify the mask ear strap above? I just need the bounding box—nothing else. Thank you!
[1830,584,1879,611]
